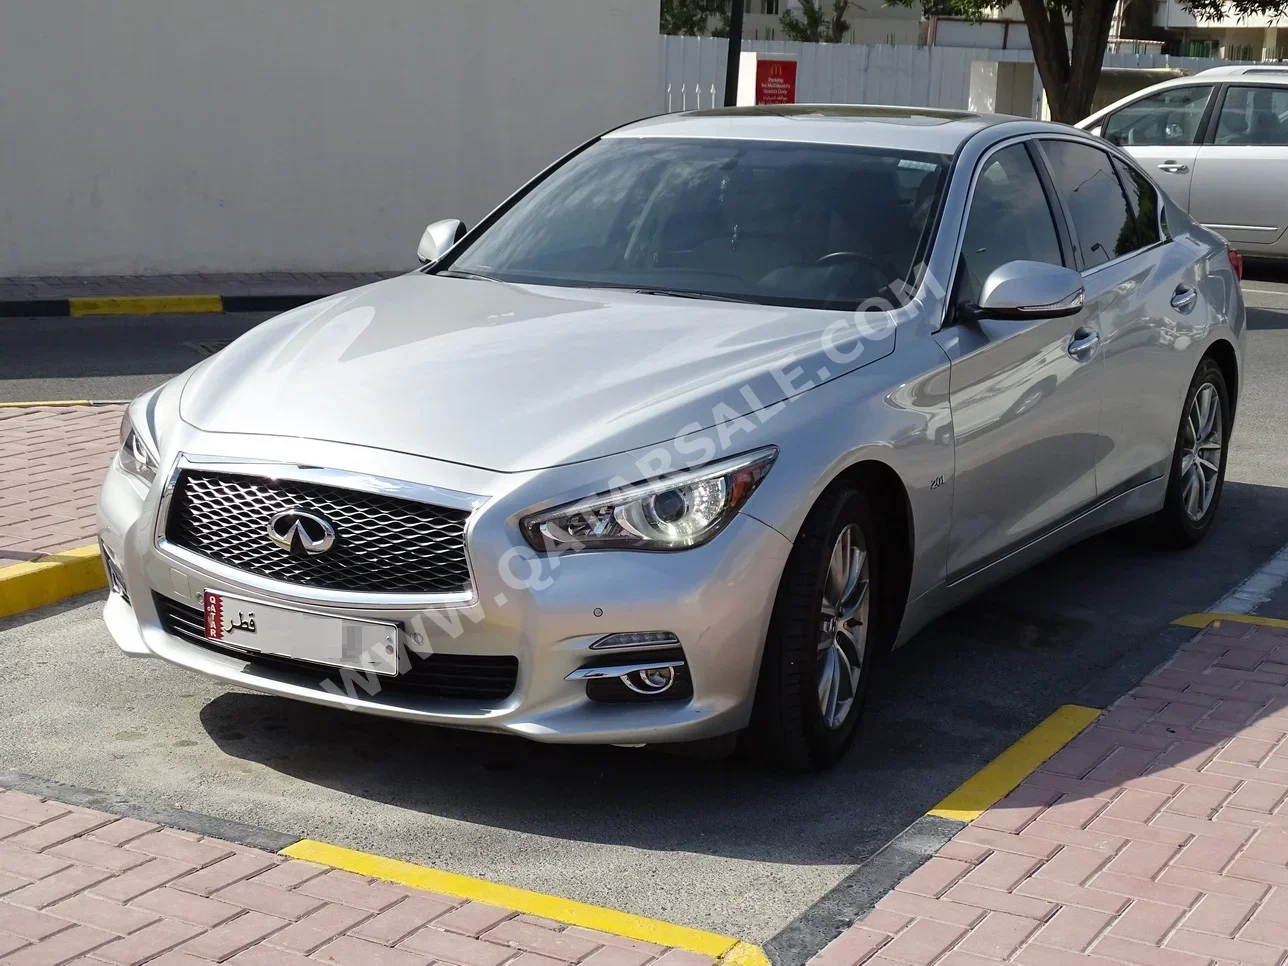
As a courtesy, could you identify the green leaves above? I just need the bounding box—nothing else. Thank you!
[660,0,729,36]
[778,0,854,42]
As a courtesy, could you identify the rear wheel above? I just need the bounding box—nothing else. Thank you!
[1148,357,1231,547]
[746,485,889,771]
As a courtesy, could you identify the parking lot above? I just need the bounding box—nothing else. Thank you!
[3,271,1288,947]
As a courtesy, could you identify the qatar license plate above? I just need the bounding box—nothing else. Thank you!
[202,591,399,676]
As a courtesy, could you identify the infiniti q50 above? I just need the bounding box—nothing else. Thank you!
[98,106,1245,770]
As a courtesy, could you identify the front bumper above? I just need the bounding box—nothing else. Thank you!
[97,429,793,745]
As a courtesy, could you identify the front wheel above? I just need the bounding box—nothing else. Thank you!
[745,485,889,771]
[1148,357,1231,547]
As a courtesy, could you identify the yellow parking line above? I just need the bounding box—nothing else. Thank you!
[281,840,767,964]
[0,545,106,619]
[1173,612,1288,630]
[928,704,1101,822]
[69,295,223,316]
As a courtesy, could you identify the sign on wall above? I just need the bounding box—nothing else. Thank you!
[737,52,799,106]
[755,58,798,104]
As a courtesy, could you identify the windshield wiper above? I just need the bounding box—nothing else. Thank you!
[632,288,762,305]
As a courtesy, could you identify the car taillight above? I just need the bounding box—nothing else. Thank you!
[1228,248,1244,280]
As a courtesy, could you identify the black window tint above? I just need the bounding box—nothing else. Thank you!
[956,143,1063,308]
[1041,140,1136,267]
[1215,85,1288,145]
[1112,157,1163,252]
[1102,85,1212,147]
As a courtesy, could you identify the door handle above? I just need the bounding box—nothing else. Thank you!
[1171,286,1199,313]
[1157,161,1190,173]
[1067,328,1100,361]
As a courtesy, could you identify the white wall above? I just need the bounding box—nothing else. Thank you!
[0,0,659,276]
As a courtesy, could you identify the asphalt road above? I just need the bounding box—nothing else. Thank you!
[2,274,1288,942]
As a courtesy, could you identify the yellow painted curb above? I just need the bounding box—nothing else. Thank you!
[69,295,223,316]
[281,840,766,964]
[929,704,1101,822]
[0,400,94,409]
[1173,612,1288,630]
[0,544,106,619]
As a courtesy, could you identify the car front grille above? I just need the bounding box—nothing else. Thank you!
[154,594,518,701]
[165,470,471,595]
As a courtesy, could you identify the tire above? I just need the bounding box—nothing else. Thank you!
[745,484,890,772]
[1147,357,1232,548]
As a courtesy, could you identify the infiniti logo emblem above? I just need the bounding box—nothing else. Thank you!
[267,509,337,557]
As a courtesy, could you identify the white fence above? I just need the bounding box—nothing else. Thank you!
[660,35,1249,115]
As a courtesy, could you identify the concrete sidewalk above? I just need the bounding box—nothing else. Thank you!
[0,790,715,966]
[0,405,123,562]
[0,404,122,617]
[812,619,1288,966]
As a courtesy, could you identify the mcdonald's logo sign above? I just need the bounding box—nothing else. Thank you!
[755,57,797,105]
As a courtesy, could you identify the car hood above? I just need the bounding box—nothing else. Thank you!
[180,273,896,472]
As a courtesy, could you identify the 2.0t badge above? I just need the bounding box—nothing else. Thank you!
[267,509,337,557]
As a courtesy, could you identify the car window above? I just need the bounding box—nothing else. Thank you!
[1102,85,1213,147]
[1041,140,1139,268]
[445,137,950,311]
[1111,157,1163,252]
[1215,85,1288,145]
[955,143,1064,308]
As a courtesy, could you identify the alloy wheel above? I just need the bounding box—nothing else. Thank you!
[1180,382,1223,522]
[817,523,870,730]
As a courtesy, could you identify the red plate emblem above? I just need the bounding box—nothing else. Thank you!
[204,592,224,640]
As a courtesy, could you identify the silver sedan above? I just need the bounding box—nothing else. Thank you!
[98,106,1246,771]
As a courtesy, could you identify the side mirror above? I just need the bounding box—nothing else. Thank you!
[417,218,467,264]
[972,260,1085,321]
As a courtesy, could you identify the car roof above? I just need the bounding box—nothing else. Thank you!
[1194,65,1288,81]
[608,105,1038,155]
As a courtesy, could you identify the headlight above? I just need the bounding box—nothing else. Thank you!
[118,412,160,485]
[521,446,778,553]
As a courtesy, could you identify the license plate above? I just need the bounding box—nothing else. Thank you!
[202,591,399,676]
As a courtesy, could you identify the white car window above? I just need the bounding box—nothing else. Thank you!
[1103,85,1213,147]
[1215,85,1288,145]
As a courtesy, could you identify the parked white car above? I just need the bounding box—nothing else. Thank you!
[1079,65,1288,260]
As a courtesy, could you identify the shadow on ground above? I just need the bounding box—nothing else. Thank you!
[197,480,1288,865]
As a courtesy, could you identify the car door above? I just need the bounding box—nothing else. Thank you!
[1189,83,1288,255]
[1096,83,1216,210]
[934,140,1102,581]
[1037,138,1204,500]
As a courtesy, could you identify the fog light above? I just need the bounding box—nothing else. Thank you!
[99,541,129,603]
[590,631,680,650]
[624,665,676,695]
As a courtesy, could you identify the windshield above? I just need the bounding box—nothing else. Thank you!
[440,137,950,310]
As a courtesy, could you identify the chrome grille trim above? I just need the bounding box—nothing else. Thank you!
[156,456,485,606]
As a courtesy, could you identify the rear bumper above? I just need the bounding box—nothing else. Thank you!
[97,434,794,745]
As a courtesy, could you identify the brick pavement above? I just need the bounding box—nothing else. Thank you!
[0,406,123,562]
[0,274,398,302]
[812,619,1288,966]
[0,790,715,966]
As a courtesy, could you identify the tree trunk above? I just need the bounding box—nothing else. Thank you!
[1017,0,1117,123]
